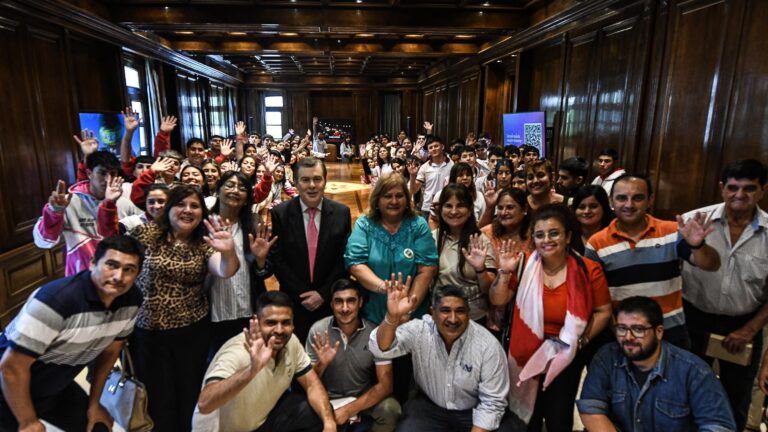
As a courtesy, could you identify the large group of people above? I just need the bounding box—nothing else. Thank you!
[0,110,766,432]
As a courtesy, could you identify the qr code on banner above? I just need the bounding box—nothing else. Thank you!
[524,123,543,149]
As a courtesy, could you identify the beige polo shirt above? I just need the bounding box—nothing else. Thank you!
[193,333,312,432]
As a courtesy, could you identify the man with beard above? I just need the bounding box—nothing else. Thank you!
[578,296,735,431]
[306,279,400,431]
[195,291,336,432]
[369,282,512,431]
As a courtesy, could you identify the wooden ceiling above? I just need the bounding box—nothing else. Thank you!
[102,0,541,80]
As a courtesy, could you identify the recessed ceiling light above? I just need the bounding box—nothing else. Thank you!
[356,0,363,3]
[280,32,299,36]
[405,34,424,38]
[337,39,342,43]
[496,59,502,63]
[229,32,247,36]
[357,33,375,37]
[455,35,475,39]
[175,31,194,35]
[164,6,169,10]
[483,1,490,5]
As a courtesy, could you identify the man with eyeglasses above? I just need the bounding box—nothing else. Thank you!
[578,296,735,432]
[679,159,768,431]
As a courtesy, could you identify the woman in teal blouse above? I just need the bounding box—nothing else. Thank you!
[345,173,438,324]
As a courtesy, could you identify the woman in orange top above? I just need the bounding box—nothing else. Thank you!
[490,203,611,432]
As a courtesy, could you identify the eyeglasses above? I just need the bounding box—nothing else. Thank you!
[222,181,248,193]
[615,325,655,338]
[532,230,563,241]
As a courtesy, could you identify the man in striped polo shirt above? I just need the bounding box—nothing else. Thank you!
[585,174,720,349]
[0,235,144,432]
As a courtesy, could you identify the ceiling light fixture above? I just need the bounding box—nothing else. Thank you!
[356,0,363,3]
[483,1,490,5]
[175,31,194,35]
[357,33,375,37]
[229,32,247,36]
[455,34,475,39]
[405,34,424,38]
[280,32,299,36]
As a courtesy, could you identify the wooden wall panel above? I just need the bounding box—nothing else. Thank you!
[719,0,768,208]
[422,89,435,134]
[559,32,597,161]
[591,17,651,173]
[310,93,355,121]
[68,35,122,112]
[647,0,742,216]
[353,93,372,144]
[0,244,60,328]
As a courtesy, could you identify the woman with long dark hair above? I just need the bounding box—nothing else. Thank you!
[207,171,265,356]
[433,184,497,323]
[128,185,239,431]
[490,203,611,432]
[571,185,613,246]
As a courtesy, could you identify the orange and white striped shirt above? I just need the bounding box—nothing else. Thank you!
[585,215,693,329]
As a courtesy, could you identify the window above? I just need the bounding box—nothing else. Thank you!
[264,94,283,138]
[123,62,150,155]
[209,83,228,137]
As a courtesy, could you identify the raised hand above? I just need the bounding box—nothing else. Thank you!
[498,239,523,273]
[262,154,280,174]
[461,233,488,272]
[121,106,140,132]
[220,139,234,158]
[160,115,178,134]
[221,161,239,173]
[677,212,715,248]
[48,180,72,210]
[74,129,99,156]
[310,330,340,366]
[385,272,416,322]
[483,181,499,207]
[248,223,278,261]
[235,120,247,136]
[243,316,274,377]
[256,146,270,161]
[423,121,433,132]
[104,174,124,203]
[203,215,235,253]
[151,157,175,174]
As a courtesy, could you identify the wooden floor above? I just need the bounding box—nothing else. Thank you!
[265,160,370,290]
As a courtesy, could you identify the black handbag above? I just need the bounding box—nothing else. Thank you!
[99,343,154,432]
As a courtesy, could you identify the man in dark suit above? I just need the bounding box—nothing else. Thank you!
[253,157,351,342]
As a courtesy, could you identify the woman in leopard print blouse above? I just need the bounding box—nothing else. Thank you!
[128,185,239,432]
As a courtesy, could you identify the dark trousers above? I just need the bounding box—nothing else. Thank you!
[253,392,324,432]
[392,355,414,405]
[684,300,761,432]
[397,394,517,432]
[131,318,211,432]
[527,347,589,432]
[209,317,250,360]
[0,381,107,432]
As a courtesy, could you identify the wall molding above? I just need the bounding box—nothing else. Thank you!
[0,0,243,86]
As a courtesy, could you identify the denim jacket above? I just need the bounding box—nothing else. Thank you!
[577,342,735,432]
